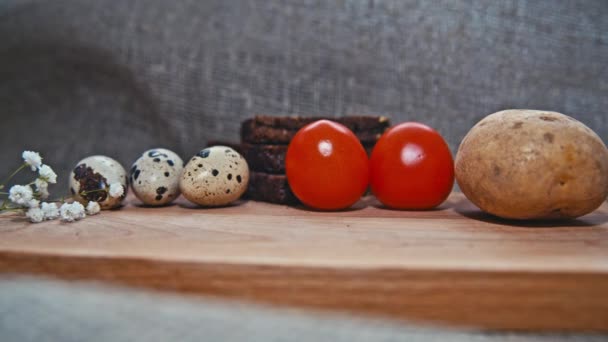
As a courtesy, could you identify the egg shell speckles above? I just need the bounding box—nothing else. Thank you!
[69,155,128,210]
[130,148,184,206]
[180,146,249,207]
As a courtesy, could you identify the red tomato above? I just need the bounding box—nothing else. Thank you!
[286,120,369,210]
[370,122,454,209]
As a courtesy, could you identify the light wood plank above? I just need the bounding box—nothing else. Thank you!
[1,193,607,331]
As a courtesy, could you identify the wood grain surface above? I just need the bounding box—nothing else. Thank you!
[1,193,607,331]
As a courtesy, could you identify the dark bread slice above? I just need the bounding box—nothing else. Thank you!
[250,115,390,131]
[242,122,385,145]
[241,116,390,145]
[247,172,299,205]
[241,144,287,174]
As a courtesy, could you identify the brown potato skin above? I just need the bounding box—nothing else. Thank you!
[455,109,608,220]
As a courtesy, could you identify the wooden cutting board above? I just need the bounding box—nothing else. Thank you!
[1,193,607,331]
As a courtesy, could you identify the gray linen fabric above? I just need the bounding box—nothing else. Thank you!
[1,276,606,342]
[1,1,607,339]
[1,0,607,190]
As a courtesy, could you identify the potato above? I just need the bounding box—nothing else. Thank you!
[455,109,608,220]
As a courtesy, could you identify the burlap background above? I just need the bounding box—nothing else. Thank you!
[0,1,607,340]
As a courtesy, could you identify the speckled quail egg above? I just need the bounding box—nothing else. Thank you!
[130,148,184,206]
[180,146,249,206]
[69,155,128,210]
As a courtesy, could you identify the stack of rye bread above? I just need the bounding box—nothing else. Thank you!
[209,115,390,204]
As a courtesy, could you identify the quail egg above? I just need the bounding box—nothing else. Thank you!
[180,146,249,206]
[130,148,184,206]
[69,155,128,209]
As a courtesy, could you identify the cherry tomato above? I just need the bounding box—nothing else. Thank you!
[286,120,369,210]
[370,122,454,209]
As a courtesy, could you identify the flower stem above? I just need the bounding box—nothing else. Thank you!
[0,200,23,212]
[1,207,25,212]
[0,191,8,195]
[1,163,27,188]
[80,189,108,196]
[45,195,69,204]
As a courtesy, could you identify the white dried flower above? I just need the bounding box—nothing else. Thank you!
[108,183,124,198]
[86,201,100,215]
[22,151,42,171]
[41,202,59,220]
[8,185,33,206]
[27,199,40,208]
[60,202,86,222]
[73,203,86,220]
[35,178,49,199]
[38,164,57,183]
[25,207,44,223]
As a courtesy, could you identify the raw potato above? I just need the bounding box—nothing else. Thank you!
[455,109,608,220]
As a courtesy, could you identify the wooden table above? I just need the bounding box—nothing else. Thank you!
[1,193,607,331]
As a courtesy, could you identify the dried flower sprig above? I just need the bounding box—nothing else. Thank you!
[86,201,101,215]
[0,151,121,223]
